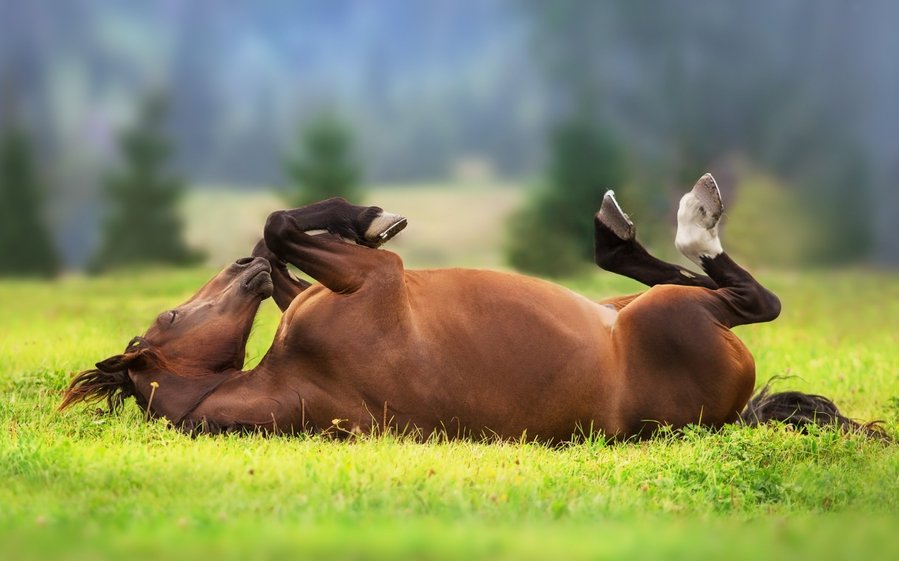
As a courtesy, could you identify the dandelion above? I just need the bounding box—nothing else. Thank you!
[145,381,160,421]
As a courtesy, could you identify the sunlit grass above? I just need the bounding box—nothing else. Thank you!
[1,267,898,560]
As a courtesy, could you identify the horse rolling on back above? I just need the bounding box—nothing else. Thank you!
[60,174,886,442]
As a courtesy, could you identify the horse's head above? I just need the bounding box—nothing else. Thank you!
[59,257,273,424]
[140,256,273,372]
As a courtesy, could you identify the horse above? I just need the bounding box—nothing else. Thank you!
[60,174,882,442]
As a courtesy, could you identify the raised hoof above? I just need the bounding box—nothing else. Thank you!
[689,173,724,228]
[675,173,724,266]
[363,212,408,246]
[596,190,635,241]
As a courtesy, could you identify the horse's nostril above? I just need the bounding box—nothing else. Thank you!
[235,257,255,266]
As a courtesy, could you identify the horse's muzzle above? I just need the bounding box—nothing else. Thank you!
[237,257,274,297]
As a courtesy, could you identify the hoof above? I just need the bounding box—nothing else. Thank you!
[596,190,635,241]
[688,173,723,228]
[363,211,408,246]
[675,173,724,266]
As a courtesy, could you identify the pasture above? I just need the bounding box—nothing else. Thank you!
[2,187,899,560]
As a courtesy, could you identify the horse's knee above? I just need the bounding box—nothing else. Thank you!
[264,211,297,255]
[752,288,781,323]
[727,286,781,324]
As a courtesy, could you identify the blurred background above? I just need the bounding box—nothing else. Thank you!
[2,0,898,277]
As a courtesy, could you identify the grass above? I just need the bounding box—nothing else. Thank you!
[1,265,898,560]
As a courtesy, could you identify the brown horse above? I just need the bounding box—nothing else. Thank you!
[60,174,880,441]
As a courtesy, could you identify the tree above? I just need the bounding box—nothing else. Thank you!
[92,93,201,272]
[519,1,876,265]
[285,113,363,206]
[506,116,627,277]
[0,116,59,277]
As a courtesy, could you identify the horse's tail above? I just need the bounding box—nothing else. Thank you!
[738,382,892,443]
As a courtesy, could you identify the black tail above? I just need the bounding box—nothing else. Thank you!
[739,383,891,443]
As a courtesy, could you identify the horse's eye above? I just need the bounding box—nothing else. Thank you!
[169,311,177,324]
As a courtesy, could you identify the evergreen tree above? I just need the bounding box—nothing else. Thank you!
[506,117,627,277]
[0,117,59,277]
[92,93,201,272]
[520,1,876,264]
[285,113,363,206]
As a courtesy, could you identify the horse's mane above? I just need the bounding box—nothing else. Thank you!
[58,336,158,413]
[59,336,243,434]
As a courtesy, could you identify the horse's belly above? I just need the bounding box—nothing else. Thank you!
[281,270,622,440]
[384,284,619,439]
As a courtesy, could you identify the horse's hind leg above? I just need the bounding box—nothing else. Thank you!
[675,174,781,327]
[594,191,717,289]
[607,175,781,434]
[598,174,780,321]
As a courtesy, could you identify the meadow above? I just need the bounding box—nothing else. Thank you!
[1,187,898,560]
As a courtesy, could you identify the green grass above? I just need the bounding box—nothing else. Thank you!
[1,267,899,560]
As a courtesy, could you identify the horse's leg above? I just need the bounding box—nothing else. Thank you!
[609,174,781,435]
[595,189,718,311]
[261,198,407,295]
[614,175,881,439]
[251,197,406,309]
[674,174,781,327]
[594,191,718,289]
[251,239,312,312]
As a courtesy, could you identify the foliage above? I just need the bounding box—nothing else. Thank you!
[1,268,898,559]
[91,93,202,272]
[521,2,876,264]
[0,118,59,277]
[724,171,818,268]
[505,201,586,276]
[285,112,363,206]
[506,118,627,276]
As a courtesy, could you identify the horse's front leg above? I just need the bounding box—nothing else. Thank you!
[272,197,406,249]
[251,239,311,312]
[262,198,407,295]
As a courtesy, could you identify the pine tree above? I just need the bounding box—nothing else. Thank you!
[0,117,60,277]
[506,117,626,277]
[285,113,363,206]
[92,93,201,272]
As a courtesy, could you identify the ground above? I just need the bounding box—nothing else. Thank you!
[1,187,898,560]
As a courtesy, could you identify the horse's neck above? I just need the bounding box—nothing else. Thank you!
[183,361,320,433]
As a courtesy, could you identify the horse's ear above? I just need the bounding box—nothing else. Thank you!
[95,350,147,373]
